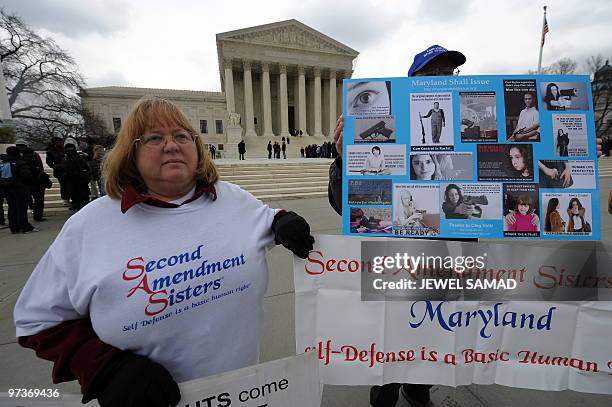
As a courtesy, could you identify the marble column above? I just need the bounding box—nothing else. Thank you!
[223,59,235,113]
[298,65,309,137]
[243,60,256,137]
[261,63,274,138]
[328,70,337,137]
[313,67,323,137]
[278,64,290,138]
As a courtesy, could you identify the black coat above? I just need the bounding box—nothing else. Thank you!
[3,156,35,187]
[46,145,66,178]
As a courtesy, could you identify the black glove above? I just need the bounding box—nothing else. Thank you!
[86,351,181,407]
[272,211,315,259]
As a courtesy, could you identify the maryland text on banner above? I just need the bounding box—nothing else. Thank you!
[294,234,612,394]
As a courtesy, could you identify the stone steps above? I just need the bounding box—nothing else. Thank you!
[29,161,333,216]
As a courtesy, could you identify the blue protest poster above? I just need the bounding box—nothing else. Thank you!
[342,75,600,240]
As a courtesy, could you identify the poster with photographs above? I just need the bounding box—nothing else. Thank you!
[409,93,454,150]
[503,80,540,142]
[460,92,497,142]
[503,183,540,237]
[440,183,502,220]
[409,152,473,180]
[477,144,534,182]
[349,207,393,234]
[552,114,588,157]
[393,184,440,236]
[346,145,406,176]
[348,179,392,205]
[353,116,396,143]
[541,81,589,111]
[341,74,599,240]
[541,193,593,236]
[346,81,392,117]
[538,160,596,189]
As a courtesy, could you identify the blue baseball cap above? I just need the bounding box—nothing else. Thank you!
[408,45,466,76]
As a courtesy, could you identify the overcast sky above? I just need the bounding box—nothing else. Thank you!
[4,0,612,91]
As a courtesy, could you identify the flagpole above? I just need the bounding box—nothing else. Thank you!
[537,6,547,73]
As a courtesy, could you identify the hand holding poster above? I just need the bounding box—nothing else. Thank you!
[61,353,321,407]
[342,74,600,240]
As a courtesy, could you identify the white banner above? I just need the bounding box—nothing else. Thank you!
[294,234,612,394]
[62,353,320,407]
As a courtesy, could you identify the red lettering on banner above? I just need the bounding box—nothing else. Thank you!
[305,251,325,275]
[304,251,373,275]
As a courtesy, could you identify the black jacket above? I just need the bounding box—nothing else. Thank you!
[46,145,66,177]
[328,157,342,215]
[4,156,35,187]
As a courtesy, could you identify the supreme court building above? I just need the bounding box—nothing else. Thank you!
[79,20,358,156]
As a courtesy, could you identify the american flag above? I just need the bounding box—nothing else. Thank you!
[541,15,549,46]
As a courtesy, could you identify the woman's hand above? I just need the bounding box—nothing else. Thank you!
[560,166,572,187]
[544,166,559,179]
[456,203,475,216]
[272,211,315,259]
[407,212,424,223]
[92,352,180,407]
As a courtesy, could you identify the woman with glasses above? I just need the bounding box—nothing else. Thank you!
[14,97,314,407]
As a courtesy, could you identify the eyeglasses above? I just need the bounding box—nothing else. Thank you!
[135,131,197,147]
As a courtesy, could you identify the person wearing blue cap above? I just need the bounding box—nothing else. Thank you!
[327,44,466,407]
[328,45,466,216]
[328,45,604,407]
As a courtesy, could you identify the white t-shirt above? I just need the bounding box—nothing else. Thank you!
[14,181,277,382]
[516,107,539,131]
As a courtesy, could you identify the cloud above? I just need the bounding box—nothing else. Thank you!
[548,0,611,32]
[416,0,474,22]
[3,0,130,38]
[5,0,611,93]
[85,71,131,87]
[297,0,407,49]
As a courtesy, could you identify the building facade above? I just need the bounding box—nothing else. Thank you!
[80,19,358,156]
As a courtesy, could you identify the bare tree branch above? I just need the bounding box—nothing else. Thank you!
[1,8,87,145]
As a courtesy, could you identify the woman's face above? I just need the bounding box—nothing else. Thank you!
[135,125,199,193]
[347,81,390,115]
[401,192,414,213]
[571,201,580,214]
[412,154,435,180]
[447,188,460,205]
[550,85,559,98]
[509,147,526,172]
[518,202,530,215]
[372,148,380,156]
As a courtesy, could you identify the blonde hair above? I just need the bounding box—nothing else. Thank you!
[103,96,218,199]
